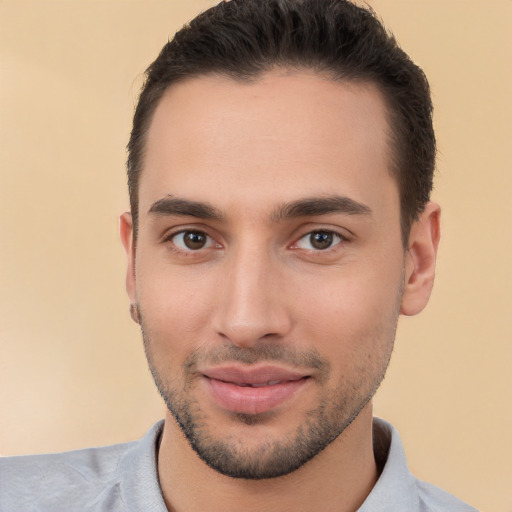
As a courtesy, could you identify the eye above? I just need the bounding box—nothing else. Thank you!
[170,230,216,251]
[295,230,343,251]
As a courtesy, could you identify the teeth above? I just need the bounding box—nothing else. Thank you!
[250,380,282,388]
[219,380,286,387]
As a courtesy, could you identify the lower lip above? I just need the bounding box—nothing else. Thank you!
[204,377,308,415]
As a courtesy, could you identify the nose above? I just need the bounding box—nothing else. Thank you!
[212,244,293,347]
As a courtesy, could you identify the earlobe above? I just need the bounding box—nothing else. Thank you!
[119,212,138,308]
[129,303,141,325]
[400,202,441,316]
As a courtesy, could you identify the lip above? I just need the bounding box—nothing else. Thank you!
[201,365,310,415]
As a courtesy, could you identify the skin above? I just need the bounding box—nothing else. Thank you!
[120,70,440,512]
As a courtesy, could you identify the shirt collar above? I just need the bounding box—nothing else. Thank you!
[358,417,420,511]
[118,419,167,511]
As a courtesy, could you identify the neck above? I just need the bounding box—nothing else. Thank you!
[157,403,378,512]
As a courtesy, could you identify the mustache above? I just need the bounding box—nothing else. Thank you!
[183,343,331,380]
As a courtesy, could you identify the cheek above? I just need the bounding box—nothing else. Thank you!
[293,262,402,358]
[136,261,218,344]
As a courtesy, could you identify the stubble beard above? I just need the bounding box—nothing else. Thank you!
[137,275,402,480]
[146,347,385,480]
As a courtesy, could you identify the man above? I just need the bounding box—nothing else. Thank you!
[0,1,477,511]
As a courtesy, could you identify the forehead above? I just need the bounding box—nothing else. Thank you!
[140,70,398,219]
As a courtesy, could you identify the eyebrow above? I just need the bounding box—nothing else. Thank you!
[270,195,372,222]
[147,194,372,222]
[148,196,224,220]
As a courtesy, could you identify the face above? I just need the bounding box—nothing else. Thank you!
[122,71,414,479]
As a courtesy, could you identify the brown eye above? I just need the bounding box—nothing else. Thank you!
[310,231,334,250]
[295,230,343,251]
[172,230,212,250]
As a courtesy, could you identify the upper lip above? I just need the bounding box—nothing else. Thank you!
[201,365,309,386]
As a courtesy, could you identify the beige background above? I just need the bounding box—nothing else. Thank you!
[0,1,510,511]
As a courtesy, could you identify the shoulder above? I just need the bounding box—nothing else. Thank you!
[415,480,479,512]
[0,442,128,512]
[0,420,165,512]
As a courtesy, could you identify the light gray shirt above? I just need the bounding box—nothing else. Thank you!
[0,418,477,511]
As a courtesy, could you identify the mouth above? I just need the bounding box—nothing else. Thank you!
[201,366,311,415]
[230,379,301,388]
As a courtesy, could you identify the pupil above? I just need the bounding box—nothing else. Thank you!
[311,231,332,250]
[184,231,206,250]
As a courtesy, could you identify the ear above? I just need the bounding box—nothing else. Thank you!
[119,212,137,307]
[401,202,441,316]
